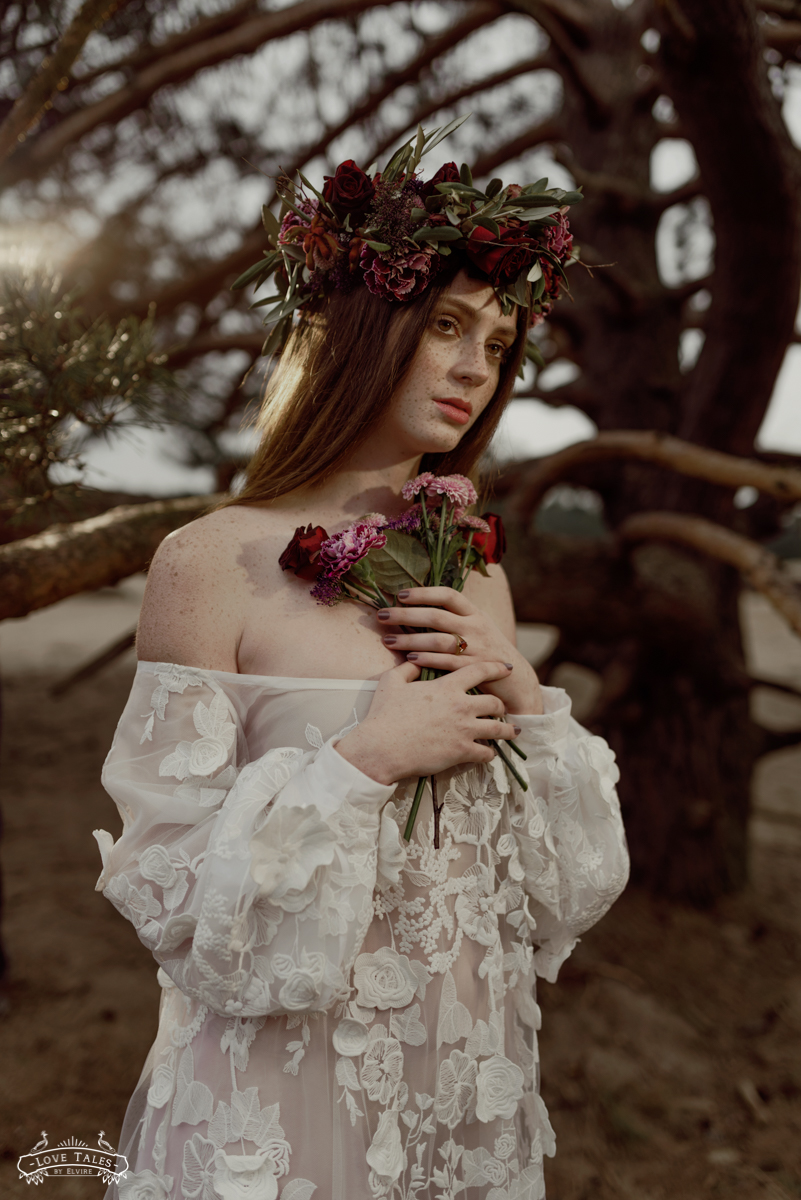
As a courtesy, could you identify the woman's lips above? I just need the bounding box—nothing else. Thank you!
[433,399,471,426]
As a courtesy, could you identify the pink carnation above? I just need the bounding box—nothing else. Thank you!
[544,211,573,261]
[278,199,316,242]
[361,245,438,301]
[360,512,388,528]
[318,521,387,578]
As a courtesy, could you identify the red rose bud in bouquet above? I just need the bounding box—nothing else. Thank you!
[278,524,329,581]
[469,513,506,565]
[466,225,535,287]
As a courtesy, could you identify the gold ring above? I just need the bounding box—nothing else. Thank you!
[454,635,468,656]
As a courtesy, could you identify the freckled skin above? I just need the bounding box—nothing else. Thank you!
[137,273,542,786]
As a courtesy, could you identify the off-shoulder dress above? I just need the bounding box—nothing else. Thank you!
[94,661,629,1200]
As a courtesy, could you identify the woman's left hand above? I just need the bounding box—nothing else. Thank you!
[377,586,543,715]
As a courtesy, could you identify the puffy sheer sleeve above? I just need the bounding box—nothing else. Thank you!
[93,664,396,1018]
[506,685,630,983]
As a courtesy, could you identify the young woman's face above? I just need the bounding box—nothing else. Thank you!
[381,271,519,458]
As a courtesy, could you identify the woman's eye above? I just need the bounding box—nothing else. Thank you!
[487,342,507,360]
[435,317,457,334]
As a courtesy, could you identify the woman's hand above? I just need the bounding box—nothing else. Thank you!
[335,660,523,786]
[376,586,542,715]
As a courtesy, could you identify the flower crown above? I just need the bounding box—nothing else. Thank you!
[233,115,582,357]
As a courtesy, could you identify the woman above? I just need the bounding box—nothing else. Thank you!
[95,144,629,1200]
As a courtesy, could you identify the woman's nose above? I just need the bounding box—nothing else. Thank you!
[451,337,490,386]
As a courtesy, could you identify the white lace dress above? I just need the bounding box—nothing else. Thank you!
[94,661,629,1200]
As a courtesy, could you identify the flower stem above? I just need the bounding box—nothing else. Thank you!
[403,775,428,841]
[490,739,529,790]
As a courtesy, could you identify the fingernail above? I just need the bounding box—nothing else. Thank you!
[407,652,419,661]
[377,611,391,621]
[513,725,522,735]
[505,662,514,670]
[383,635,397,646]
[397,590,410,600]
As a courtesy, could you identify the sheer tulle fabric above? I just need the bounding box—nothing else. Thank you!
[95,663,629,1200]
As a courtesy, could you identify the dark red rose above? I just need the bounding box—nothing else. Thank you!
[466,225,535,287]
[471,513,506,564]
[420,161,460,200]
[322,160,374,216]
[279,524,329,581]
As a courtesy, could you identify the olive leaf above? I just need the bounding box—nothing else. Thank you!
[367,531,431,593]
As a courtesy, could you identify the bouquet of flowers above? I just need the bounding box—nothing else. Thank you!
[279,473,527,844]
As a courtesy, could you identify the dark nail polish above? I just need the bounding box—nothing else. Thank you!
[397,590,410,600]
[407,652,419,660]
[383,635,397,646]
[505,662,514,670]
[513,725,522,735]
[377,611,391,621]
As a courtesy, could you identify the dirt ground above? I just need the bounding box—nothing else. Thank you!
[0,582,800,1199]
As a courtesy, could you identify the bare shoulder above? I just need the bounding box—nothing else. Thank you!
[463,562,516,640]
[136,503,278,670]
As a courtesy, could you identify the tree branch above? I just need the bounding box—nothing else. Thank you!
[470,117,566,179]
[761,18,801,50]
[166,331,264,369]
[619,510,801,639]
[0,495,220,620]
[0,0,400,188]
[366,51,555,168]
[0,0,125,167]
[510,430,801,521]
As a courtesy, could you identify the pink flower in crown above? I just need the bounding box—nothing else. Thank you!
[361,245,438,301]
[318,521,387,579]
[278,199,316,242]
[544,211,573,261]
[360,512,388,529]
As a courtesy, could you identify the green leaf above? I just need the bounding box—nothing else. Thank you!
[530,274,546,301]
[251,293,283,308]
[513,271,529,307]
[410,208,428,220]
[459,162,473,187]
[485,177,503,199]
[560,190,584,205]
[365,240,391,252]
[472,216,500,237]
[421,112,472,156]
[349,557,375,584]
[281,243,307,263]
[434,183,483,197]
[297,169,326,203]
[262,319,288,357]
[525,340,545,368]
[523,178,549,194]
[261,207,281,243]
[232,259,273,290]
[511,202,561,217]
[412,225,463,243]
[445,207,462,226]
[367,531,431,593]
[527,261,543,282]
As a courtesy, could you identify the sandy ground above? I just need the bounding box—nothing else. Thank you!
[0,579,800,1198]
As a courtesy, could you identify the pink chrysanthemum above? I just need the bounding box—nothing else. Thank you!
[401,473,436,501]
[318,521,387,579]
[423,474,478,507]
[458,514,491,533]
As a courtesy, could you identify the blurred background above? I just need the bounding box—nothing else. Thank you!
[1,0,800,1196]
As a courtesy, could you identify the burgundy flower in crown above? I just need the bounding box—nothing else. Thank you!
[233,115,582,358]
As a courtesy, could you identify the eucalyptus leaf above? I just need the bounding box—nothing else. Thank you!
[412,226,462,243]
[525,340,545,368]
[368,531,431,593]
[472,216,500,237]
[421,112,471,156]
[261,207,281,243]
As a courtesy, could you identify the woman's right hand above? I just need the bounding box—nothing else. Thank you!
[334,660,520,786]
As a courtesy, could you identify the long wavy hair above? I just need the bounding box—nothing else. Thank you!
[225,260,529,509]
